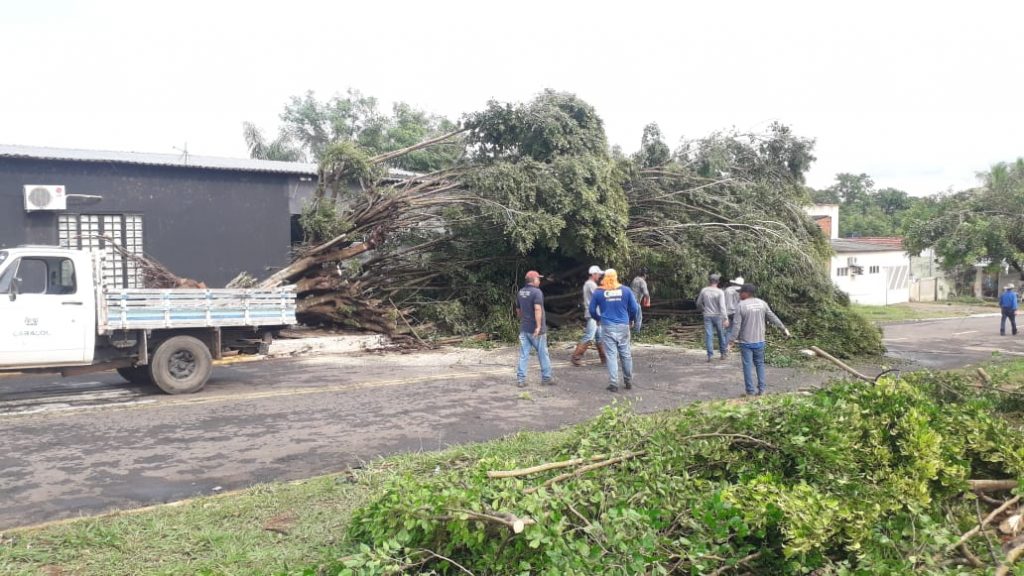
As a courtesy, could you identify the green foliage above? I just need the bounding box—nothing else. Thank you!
[464,89,608,162]
[634,122,671,168]
[310,375,1024,575]
[904,159,1024,274]
[299,200,351,244]
[811,173,919,239]
[246,89,461,171]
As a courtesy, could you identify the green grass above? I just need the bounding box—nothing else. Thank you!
[850,303,978,323]
[0,475,370,576]
[0,433,571,576]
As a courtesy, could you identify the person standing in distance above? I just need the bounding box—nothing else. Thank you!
[728,283,790,396]
[630,267,651,333]
[589,269,641,393]
[515,270,553,387]
[1000,283,1019,336]
[696,273,730,361]
[572,265,607,366]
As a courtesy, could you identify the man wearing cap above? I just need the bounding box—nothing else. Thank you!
[695,273,730,361]
[1000,283,1018,336]
[589,268,641,392]
[725,276,743,326]
[728,283,790,396]
[515,270,554,387]
[572,265,608,366]
[630,268,651,333]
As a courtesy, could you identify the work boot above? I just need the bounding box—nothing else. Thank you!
[606,384,619,393]
[542,378,555,386]
[516,380,527,388]
[624,379,632,390]
[570,342,589,367]
[597,344,608,365]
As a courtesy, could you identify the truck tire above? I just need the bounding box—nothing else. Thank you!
[117,366,153,386]
[149,336,213,394]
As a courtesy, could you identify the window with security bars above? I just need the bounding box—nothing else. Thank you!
[57,214,144,288]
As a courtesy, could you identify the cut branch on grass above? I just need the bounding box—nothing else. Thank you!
[969,480,1020,493]
[524,451,647,494]
[996,541,1024,576]
[436,509,536,534]
[487,454,610,479]
[942,495,1021,564]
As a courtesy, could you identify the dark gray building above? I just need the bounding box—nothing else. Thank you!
[0,145,318,287]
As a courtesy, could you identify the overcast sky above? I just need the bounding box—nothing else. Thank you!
[2,0,1021,195]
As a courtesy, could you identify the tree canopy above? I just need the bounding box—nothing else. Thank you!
[811,173,918,238]
[243,89,461,171]
[904,159,1024,273]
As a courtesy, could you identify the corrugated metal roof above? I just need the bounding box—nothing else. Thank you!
[831,238,906,253]
[0,144,319,176]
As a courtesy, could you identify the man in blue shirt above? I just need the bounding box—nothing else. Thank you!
[515,270,553,387]
[1000,283,1018,336]
[588,269,641,393]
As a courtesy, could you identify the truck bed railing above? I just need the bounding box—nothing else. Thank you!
[99,286,298,332]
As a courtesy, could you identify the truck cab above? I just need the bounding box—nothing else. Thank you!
[0,245,296,394]
[0,246,97,368]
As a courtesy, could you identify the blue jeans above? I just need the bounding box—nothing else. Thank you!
[602,323,633,387]
[1001,308,1018,335]
[579,318,601,344]
[704,316,728,357]
[740,342,767,395]
[517,332,552,383]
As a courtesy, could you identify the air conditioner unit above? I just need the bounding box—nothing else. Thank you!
[23,185,67,212]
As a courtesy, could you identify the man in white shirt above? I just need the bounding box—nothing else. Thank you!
[571,265,607,366]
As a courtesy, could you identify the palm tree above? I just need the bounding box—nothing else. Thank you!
[242,122,306,162]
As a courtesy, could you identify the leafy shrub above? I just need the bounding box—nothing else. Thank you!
[309,373,1024,575]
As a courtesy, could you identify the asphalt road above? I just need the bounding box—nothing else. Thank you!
[3,314,1015,531]
[0,344,828,530]
[883,314,1023,369]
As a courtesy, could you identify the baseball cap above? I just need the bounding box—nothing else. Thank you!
[709,273,721,283]
[730,276,745,285]
[739,283,757,295]
[525,270,544,280]
[588,265,603,275]
[1006,283,1015,290]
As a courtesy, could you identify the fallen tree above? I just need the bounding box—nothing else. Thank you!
[257,90,881,356]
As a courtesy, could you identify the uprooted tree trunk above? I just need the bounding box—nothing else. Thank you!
[258,131,471,343]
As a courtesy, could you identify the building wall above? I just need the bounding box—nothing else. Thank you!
[804,204,840,239]
[0,158,295,286]
[830,250,911,305]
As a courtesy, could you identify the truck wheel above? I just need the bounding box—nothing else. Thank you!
[149,336,213,394]
[117,366,153,386]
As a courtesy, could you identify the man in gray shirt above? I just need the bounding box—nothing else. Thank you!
[572,266,607,366]
[630,268,650,334]
[728,283,790,396]
[695,273,730,361]
[724,276,743,325]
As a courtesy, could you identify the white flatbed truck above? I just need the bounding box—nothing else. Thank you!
[0,246,297,394]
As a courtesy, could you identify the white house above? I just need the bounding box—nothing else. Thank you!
[830,238,910,305]
[804,204,911,305]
